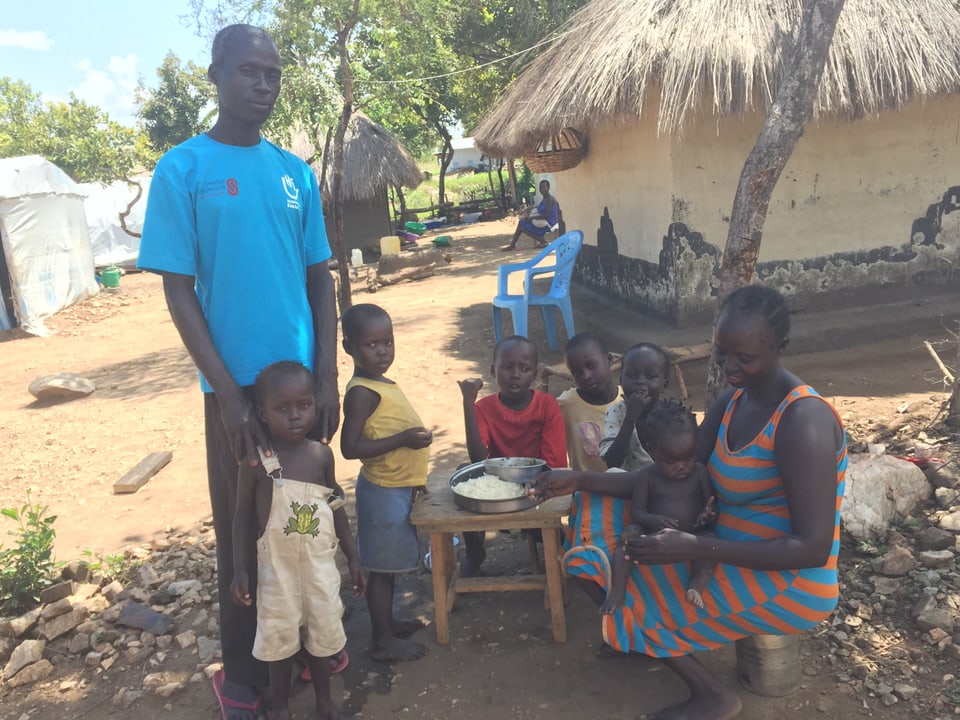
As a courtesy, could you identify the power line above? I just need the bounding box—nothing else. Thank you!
[362,29,568,86]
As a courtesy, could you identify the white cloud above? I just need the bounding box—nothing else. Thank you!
[0,28,54,51]
[72,54,140,126]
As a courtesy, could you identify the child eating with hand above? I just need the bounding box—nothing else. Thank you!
[601,342,671,470]
[458,335,567,576]
[231,361,364,720]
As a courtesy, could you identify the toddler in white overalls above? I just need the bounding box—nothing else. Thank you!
[231,361,365,720]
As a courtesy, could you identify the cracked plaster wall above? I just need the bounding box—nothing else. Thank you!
[559,93,960,325]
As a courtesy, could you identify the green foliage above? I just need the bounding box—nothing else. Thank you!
[136,52,215,156]
[0,77,155,182]
[0,493,58,612]
[81,548,138,585]
[405,171,494,213]
[0,77,44,159]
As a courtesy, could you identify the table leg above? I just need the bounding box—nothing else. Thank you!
[430,532,453,644]
[541,527,567,642]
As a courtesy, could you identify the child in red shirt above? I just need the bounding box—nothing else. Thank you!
[458,335,567,576]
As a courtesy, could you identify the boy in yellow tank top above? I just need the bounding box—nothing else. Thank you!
[340,304,432,663]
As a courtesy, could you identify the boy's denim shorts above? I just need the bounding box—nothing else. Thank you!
[355,474,420,573]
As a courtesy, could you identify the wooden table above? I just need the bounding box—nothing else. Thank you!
[410,486,569,644]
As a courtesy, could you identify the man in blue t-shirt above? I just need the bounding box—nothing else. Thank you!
[137,24,339,720]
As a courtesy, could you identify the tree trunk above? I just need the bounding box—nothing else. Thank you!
[486,162,496,207]
[704,0,847,405]
[507,159,518,210]
[329,3,361,313]
[496,159,507,212]
[318,126,333,206]
[435,128,453,207]
[949,323,960,428]
[118,179,144,239]
[396,184,408,221]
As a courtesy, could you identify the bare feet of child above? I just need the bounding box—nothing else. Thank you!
[685,587,705,609]
[370,636,429,662]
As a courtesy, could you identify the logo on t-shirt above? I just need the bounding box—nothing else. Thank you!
[281,175,301,211]
[198,178,236,200]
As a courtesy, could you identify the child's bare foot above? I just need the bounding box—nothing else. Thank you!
[599,592,625,615]
[393,617,428,637]
[686,587,705,609]
[370,635,429,662]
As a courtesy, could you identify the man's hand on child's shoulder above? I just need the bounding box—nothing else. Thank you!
[457,378,483,403]
[402,426,433,449]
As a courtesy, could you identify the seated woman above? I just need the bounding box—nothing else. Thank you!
[527,284,846,720]
[502,179,559,250]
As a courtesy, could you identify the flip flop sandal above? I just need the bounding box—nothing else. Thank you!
[298,649,349,683]
[211,669,267,720]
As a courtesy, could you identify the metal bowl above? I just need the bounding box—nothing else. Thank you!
[482,457,547,484]
[449,462,539,514]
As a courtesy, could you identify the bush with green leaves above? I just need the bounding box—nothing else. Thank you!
[0,493,59,612]
[81,547,138,585]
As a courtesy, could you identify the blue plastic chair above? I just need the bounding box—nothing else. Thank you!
[492,230,584,351]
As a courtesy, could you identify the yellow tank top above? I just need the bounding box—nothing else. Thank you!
[345,376,429,488]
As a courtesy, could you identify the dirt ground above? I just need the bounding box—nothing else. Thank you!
[1,218,958,719]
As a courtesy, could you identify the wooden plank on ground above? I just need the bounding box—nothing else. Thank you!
[113,451,173,494]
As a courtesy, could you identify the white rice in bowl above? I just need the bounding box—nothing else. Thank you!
[453,473,525,500]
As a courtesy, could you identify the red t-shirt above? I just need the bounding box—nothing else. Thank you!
[474,390,568,468]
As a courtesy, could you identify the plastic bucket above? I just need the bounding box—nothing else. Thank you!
[735,634,801,697]
[380,235,401,255]
[100,266,121,288]
[432,236,452,247]
[404,221,426,236]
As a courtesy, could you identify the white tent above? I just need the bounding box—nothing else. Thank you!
[0,155,99,335]
[80,178,149,268]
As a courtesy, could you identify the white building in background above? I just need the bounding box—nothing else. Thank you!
[436,137,488,172]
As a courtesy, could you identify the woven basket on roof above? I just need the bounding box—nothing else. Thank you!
[523,128,585,173]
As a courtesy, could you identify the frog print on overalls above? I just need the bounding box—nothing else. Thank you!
[283,500,321,537]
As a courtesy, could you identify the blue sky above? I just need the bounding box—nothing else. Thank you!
[1,1,210,126]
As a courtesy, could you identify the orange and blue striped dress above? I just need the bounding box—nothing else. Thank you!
[563,385,846,657]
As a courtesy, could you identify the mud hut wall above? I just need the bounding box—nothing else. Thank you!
[326,196,392,253]
[564,111,674,263]
[563,107,680,322]
[570,93,960,325]
[671,94,960,316]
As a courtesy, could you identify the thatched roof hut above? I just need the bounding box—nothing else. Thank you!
[336,112,423,201]
[321,113,422,253]
[475,0,960,156]
[473,0,960,326]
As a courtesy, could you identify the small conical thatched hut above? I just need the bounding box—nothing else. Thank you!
[326,113,423,253]
[475,0,960,324]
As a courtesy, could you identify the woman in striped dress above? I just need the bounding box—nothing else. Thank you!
[528,285,846,720]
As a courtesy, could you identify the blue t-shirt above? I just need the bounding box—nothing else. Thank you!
[138,134,331,391]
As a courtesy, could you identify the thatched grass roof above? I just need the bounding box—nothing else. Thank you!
[474,0,960,157]
[335,113,423,201]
